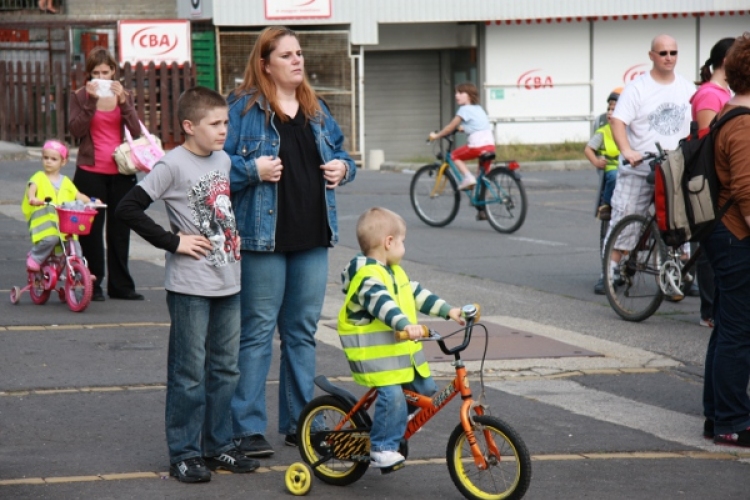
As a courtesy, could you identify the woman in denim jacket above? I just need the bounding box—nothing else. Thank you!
[225,26,356,458]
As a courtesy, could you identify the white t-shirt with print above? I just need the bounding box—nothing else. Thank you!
[612,72,695,177]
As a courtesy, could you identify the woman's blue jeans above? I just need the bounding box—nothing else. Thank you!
[231,247,328,438]
[371,371,437,453]
[165,291,240,463]
[702,221,750,434]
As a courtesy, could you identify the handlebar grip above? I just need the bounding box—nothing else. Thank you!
[395,325,430,341]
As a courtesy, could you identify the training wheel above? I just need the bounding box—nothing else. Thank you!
[10,286,21,304]
[285,462,312,496]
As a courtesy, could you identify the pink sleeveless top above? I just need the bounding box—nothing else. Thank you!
[78,106,123,175]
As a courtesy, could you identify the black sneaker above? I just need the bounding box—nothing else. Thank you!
[169,457,211,483]
[235,434,274,457]
[284,434,298,447]
[714,426,750,447]
[204,448,260,473]
[704,419,714,439]
[593,277,605,295]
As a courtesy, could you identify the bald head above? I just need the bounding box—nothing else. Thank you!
[651,34,677,51]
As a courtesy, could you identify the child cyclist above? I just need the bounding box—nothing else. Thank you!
[585,88,622,222]
[116,87,258,483]
[22,140,98,271]
[429,82,495,192]
[587,89,621,295]
[338,207,465,470]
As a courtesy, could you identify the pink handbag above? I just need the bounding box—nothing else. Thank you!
[113,121,164,175]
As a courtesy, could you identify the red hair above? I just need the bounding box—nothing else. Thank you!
[234,26,321,122]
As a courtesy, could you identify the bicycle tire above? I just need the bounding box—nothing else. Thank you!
[28,271,51,305]
[410,164,460,227]
[297,395,370,487]
[65,259,93,312]
[480,168,527,233]
[446,414,532,500]
[603,214,665,322]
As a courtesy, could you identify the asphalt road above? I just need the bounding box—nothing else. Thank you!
[1,159,749,499]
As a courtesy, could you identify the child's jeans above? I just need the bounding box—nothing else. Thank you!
[165,291,241,463]
[601,169,618,206]
[370,371,437,453]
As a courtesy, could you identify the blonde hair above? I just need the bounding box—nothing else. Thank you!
[356,207,406,255]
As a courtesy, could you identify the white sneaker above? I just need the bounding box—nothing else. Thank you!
[370,450,405,468]
[458,173,476,190]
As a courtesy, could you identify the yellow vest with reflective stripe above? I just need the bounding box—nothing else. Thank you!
[596,124,620,172]
[337,263,431,387]
[21,171,79,244]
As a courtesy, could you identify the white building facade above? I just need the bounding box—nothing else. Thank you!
[183,0,750,163]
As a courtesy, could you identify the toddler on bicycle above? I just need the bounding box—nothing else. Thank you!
[21,140,96,271]
[429,82,495,191]
[338,207,464,470]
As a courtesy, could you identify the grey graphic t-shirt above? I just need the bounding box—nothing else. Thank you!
[138,146,240,296]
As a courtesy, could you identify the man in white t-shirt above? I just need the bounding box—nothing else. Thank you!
[601,34,695,295]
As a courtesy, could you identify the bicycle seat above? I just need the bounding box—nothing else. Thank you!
[479,152,496,163]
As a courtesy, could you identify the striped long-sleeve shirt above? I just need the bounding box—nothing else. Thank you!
[341,254,452,331]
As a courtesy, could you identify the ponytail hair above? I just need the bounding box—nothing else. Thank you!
[697,37,736,84]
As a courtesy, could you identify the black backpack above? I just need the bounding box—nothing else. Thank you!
[653,106,750,246]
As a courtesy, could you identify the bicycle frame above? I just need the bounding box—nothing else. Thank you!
[433,135,515,209]
[328,318,495,470]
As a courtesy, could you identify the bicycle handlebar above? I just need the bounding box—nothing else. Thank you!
[43,197,107,210]
[394,304,481,344]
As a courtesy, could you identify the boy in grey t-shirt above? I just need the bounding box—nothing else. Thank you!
[116,87,258,483]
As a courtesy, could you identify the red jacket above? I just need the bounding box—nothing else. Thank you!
[68,87,140,170]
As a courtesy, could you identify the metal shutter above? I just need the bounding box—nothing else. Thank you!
[364,50,440,162]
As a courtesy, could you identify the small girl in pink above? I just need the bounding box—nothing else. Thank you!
[691,38,734,137]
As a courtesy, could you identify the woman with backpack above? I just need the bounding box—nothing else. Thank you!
[701,33,750,448]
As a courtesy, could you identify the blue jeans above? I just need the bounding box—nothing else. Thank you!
[702,221,750,434]
[165,292,240,463]
[601,169,617,206]
[231,247,328,438]
[370,371,437,453]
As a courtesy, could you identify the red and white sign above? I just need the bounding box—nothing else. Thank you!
[265,0,332,20]
[118,20,191,66]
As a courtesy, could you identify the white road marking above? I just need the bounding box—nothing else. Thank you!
[509,236,567,246]
[490,378,721,452]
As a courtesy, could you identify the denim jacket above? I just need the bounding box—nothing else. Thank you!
[225,92,356,251]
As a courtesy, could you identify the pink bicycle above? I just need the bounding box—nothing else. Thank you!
[10,201,103,312]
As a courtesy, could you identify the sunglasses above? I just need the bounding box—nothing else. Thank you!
[653,50,678,57]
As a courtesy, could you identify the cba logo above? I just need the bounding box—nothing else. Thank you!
[131,27,179,56]
[516,69,554,90]
[623,64,648,82]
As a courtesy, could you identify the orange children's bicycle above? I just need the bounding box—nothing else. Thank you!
[10,200,103,313]
[285,304,532,500]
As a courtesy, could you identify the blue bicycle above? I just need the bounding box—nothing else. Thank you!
[409,133,527,233]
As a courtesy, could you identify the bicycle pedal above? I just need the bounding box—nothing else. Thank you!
[379,462,405,475]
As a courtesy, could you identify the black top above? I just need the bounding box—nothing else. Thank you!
[273,108,330,252]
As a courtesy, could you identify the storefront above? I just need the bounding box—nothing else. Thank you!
[203,0,750,163]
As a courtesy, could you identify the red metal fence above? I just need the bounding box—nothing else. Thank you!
[0,60,195,149]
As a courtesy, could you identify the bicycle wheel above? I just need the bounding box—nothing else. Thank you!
[410,164,460,227]
[297,395,370,486]
[65,260,93,312]
[28,271,51,305]
[446,415,532,500]
[603,214,665,322]
[480,168,527,233]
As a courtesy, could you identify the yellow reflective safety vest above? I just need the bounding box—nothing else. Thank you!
[596,124,620,172]
[338,263,430,387]
[21,171,79,244]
